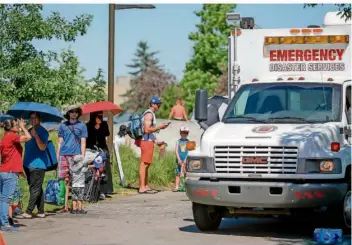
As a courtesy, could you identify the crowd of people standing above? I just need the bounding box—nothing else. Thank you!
[0,96,190,231]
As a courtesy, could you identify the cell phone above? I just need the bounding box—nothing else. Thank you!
[167,121,172,125]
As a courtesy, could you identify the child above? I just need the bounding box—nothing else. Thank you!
[69,151,98,214]
[173,126,189,192]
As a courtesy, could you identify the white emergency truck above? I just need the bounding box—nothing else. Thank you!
[185,11,351,232]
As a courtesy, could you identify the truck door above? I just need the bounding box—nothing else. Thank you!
[343,80,351,144]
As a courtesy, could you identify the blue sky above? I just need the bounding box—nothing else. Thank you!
[34,4,337,81]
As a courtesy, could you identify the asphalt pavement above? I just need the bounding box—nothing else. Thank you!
[4,191,351,245]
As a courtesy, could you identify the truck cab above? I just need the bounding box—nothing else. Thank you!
[185,11,351,232]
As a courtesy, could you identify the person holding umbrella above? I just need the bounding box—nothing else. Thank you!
[86,111,113,198]
[0,119,31,231]
[18,112,49,219]
[56,105,88,213]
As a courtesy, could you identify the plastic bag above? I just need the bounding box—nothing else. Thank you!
[44,180,64,206]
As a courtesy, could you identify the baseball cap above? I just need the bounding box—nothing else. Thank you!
[150,96,162,104]
[180,126,189,132]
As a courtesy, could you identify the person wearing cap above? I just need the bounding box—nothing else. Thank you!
[173,126,190,192]
[56,105,88,213]
[139,96,169,194]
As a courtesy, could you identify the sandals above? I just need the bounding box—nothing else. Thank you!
[172,188,179,192]
[138,189,158,194]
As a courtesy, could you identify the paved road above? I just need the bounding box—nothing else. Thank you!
[4,191,351,245]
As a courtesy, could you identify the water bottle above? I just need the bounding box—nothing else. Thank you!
[313,228,343,244]
[179,176,185,192]
[58,180,66,205]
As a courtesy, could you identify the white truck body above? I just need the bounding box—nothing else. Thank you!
[185,12,351,231]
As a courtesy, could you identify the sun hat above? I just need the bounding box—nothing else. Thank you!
[64,105,82,119]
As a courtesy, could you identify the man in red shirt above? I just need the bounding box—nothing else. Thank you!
[0,119,31,231]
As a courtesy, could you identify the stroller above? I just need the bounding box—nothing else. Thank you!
[83,148,107,203]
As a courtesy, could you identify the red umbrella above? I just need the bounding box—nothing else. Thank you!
[81,101,123,121]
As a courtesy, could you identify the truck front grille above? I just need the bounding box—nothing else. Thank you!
[214,146,298,174]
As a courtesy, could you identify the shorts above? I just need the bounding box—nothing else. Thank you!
[71,187,85,201]
[175,163,182,175]
[140,140,154,164]
[59,156,73,182]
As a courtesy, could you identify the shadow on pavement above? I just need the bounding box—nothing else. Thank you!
[179,217,351,245]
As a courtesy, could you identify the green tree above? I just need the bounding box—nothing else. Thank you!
[304,4,351,21]
[126,40,160,76]
[0,4,105,111]
[180,4,236,113]
[122,40,167,111]
[89,68,107,102]
[156,83,183,119]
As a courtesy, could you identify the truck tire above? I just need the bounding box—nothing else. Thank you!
[192,202,222,231]
[329,172,351,233]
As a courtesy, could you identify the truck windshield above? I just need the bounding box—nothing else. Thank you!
[223,82,342,124]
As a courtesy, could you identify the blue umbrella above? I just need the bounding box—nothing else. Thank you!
[7,102,63,123]
[0,114,14,123]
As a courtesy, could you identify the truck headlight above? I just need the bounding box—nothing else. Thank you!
[189,159,202,171]
[320,160,335,172]
[186,157,215,173]
[302,159,341,174]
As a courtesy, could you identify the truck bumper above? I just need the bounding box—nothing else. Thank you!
[185,179,348,208]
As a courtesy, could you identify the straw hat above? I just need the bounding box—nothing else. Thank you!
[64,105,82,119]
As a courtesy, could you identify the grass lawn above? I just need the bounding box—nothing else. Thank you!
[1,130,177,213]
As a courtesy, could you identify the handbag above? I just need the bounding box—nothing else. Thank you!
[45,140,58,171]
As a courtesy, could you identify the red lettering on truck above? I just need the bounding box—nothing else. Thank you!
[269,49,345,62]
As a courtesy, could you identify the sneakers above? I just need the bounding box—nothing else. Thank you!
[1,225,18,231]
[17,213,32,219]
[71,209,87,215]
[36,213,46,218]
[78,209,87,214]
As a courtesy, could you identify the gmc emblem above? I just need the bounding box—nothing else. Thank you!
[242,157,267,164]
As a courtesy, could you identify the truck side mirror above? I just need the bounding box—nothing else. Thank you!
[195,89,208,122]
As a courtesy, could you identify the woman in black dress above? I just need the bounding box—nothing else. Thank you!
[86,111,113,197]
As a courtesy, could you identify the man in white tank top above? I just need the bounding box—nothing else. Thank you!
[139,97,169,194]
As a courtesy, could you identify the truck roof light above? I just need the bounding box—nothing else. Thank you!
[305,36,329,44]
[302,29,312,34]
[277,78,283,81]
[252,79,259,82]
[264,37,279,45]
[232,30,242,36]
[298,77,305,80]
[290,29,300,35]
[327,78,334,81]
[287,77,294,81]
[313,28,323,34]
[330,35,349,43]
[331,142,340,152]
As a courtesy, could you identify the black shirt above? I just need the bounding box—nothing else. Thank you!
[86,121,110,150]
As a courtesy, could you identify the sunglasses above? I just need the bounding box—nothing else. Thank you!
[70,110,79,114]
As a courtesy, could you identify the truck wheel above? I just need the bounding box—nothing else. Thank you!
[329,190,351,233]
[192,202,222,231]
